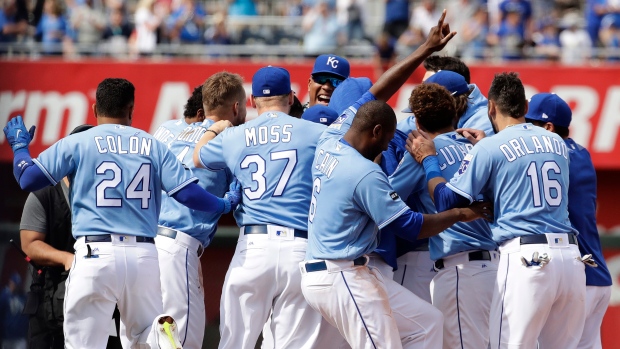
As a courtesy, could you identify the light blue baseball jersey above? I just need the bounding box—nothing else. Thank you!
[153,119,189,145]
[32,124,197,238]
[158,120,234,246]
[397,116,417,134]
[390,132,496,260]
[198,111,327,230]
[446,123,577,244]
[458,84,495,136]
[306,91,409,261]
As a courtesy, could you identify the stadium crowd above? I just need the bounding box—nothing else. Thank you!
[0,0,619,61]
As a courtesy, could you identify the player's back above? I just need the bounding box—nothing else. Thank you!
[159,120,233,246]
[390,132,495,259]
[153,119,189,145]
[35,124,193,238]
[218,112,326,230]
[451,124,576,243]
[308,136,401,260]
[565,138,612,286]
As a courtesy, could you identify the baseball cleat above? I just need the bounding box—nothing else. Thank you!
[157,316,183,349]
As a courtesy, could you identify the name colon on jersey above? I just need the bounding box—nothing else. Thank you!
[176,126,207,144]
[244,125,292,147]
[499,135,568,162]
[314,149,339,178]
[437,143,473,170]
[94,135,152,156]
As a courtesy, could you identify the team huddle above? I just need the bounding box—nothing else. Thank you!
[4,10,613,349]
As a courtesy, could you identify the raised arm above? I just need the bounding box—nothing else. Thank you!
[370,9,456,102]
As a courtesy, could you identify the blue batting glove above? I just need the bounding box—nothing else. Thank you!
[4,116,36,153]
[223,179,242,213]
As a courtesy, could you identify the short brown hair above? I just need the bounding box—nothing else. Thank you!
[202,72,245,111]
[409,83,456,132]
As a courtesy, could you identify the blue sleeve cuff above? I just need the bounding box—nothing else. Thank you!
[422,156,442,182]
[434,182,470,211]
[382,209,424,242]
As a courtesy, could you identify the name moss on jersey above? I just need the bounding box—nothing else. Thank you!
[244,124,293,147]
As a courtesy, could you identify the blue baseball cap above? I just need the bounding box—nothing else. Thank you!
[302,105,339,125]
[328,77,373,115]
[402,70,471,113]
[525,93,572,128]
[252,66,292,97]
[425,70,471,96]
[312,54,350,80]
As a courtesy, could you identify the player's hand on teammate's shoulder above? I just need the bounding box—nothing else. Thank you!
[223,179,242,213]
[406,130,436,163]
[457,201,493,223]
[456,128,486,145]
[209,120,233,134]
[421,9,457,53]
[4,115,36,153]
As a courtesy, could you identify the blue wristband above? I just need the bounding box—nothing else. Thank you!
[422,156,442,182]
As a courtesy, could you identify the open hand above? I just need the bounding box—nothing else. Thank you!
[406,130,436,163]
[459,201,493,222]
[456,128,486,145]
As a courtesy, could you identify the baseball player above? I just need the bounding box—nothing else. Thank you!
[391,82,498,349]
[301,11,492,349]
[155,72,246,349]
[305,54,350,109]
[153,85,205,145]
[394,69,493,301]
[420,55,494,136]
[193,66,337,349]
[408,73,587,349]
[524,93,612,349]
[4,78,241,349]
[19,124,123,349]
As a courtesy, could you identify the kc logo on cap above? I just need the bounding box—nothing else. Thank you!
[312,54,350,80]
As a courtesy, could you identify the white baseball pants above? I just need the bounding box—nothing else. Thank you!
[155,228,205,349]
[393,251,436,303]
[490,233,586,349]
[218,226,331,349]
[430,250,499,349]
[577,285,611,349]
[64,235,170,349]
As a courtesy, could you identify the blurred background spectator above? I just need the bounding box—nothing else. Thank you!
[102,6,134,57]
[133,0,163,56]
[0,272,28,349]
[302,0,344,56]
[373,30,396,78]
[560,11,592,64]
[70,0,106,52]
[165,0,205,44]
[410,0,441,38]
[459,5,489,59]
[383,0,409,40]
[36,0,70,55]
[532,17,561,61]
[0,0,29,43]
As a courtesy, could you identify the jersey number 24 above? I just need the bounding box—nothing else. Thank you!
[96,162,152,208]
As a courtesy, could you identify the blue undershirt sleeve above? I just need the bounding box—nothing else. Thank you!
[14,149,54,192]
[171,182,227,214]
[381,209,424,242]
[434,182,470,211]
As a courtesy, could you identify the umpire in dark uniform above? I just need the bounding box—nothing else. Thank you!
[19,125,122,349]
